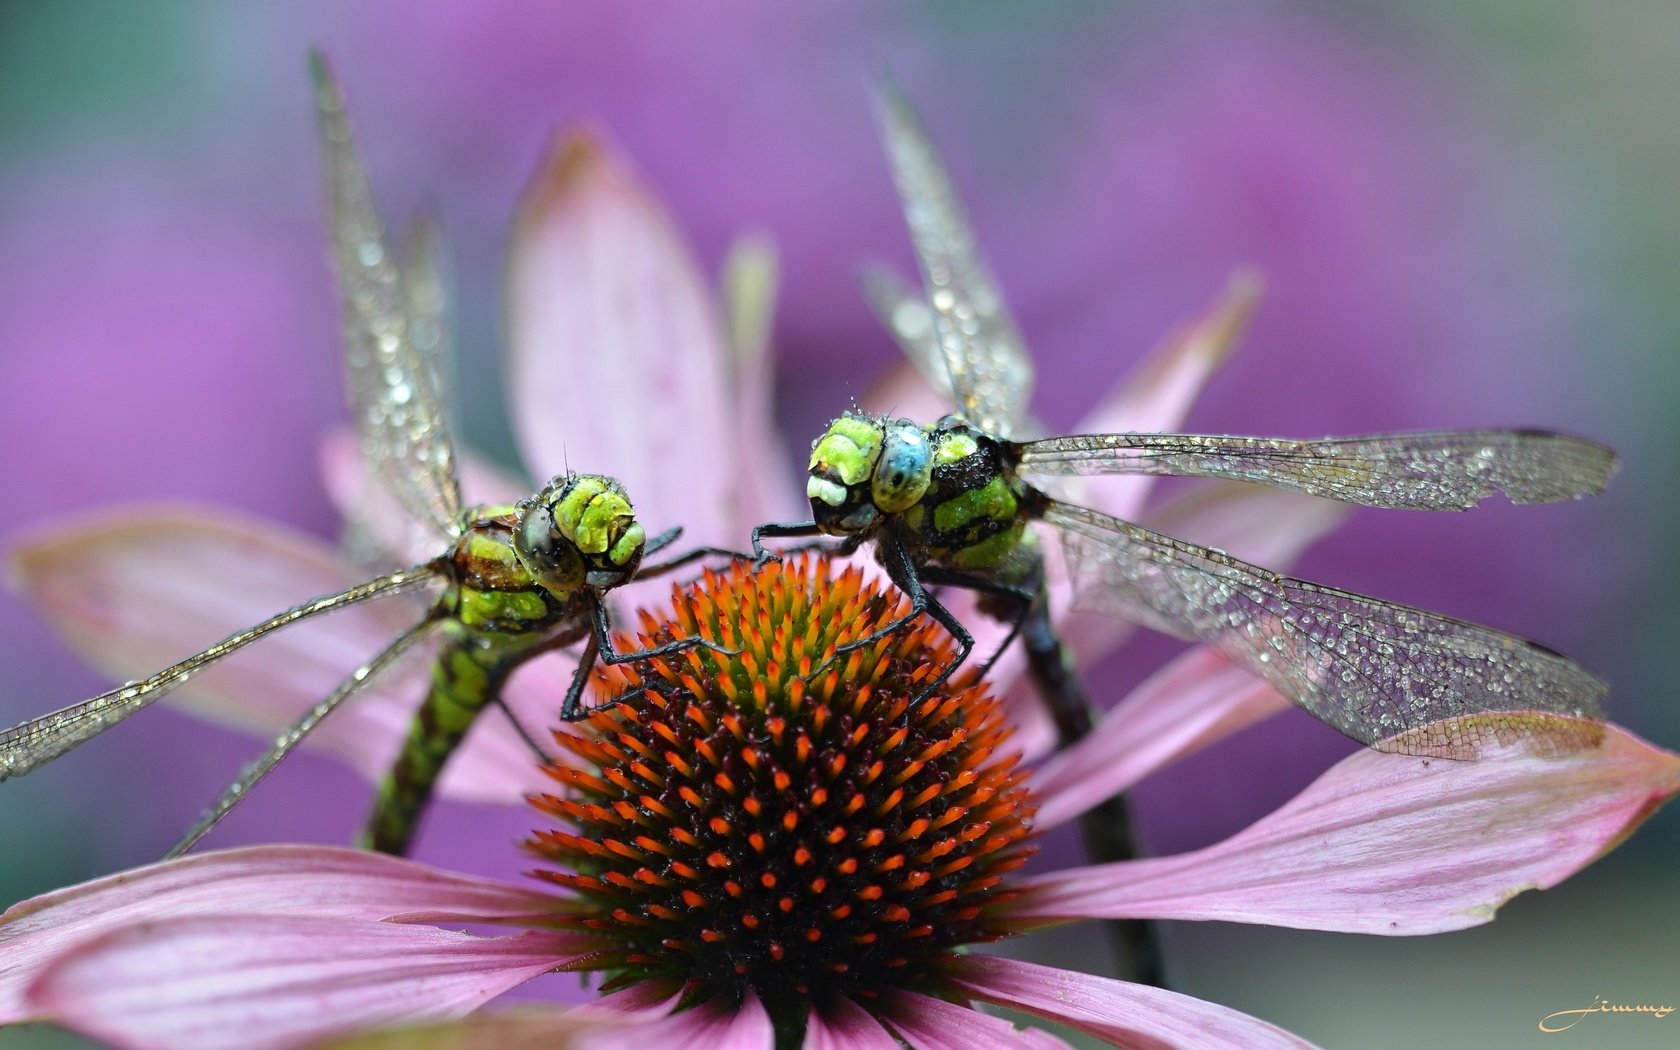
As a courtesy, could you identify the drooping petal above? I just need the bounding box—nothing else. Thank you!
[946,954,1320,1050]
[8,506,423,759]
[877,990,1071,1049]
[28,916,587,1050]
[0,845,566,1024]
[805,996,901,1050]
[506,130,738,547]
[1009,723,1680,934]
[1030,648,1290,829]
[7,505,550,806]
[1068,272,1260,523]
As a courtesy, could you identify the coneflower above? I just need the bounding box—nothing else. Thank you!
[4,553,1674,1050]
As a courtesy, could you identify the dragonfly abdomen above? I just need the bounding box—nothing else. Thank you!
[362,517,580,854]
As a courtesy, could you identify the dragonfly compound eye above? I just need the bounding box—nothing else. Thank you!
[806,415,886,534]
[516,474,645,595]
[871,423,933,513]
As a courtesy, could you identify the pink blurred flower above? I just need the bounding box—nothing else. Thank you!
[3,551,1675,1049]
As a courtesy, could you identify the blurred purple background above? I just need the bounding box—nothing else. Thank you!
[2,3,1675,1046]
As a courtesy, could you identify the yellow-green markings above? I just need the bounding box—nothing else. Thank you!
[363,516,581,854]
[556,476,644,566]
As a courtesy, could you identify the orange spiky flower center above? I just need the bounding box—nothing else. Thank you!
[527,552,1036,1025]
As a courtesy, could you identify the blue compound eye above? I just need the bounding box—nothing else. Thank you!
[872,425,933,513]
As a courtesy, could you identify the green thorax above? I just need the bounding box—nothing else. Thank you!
[901,421,1034,572]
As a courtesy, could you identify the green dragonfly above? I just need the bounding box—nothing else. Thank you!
[754,84,1617,761]
[0,56,738,858]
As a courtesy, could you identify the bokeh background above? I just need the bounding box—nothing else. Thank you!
[1,3,1676,1047]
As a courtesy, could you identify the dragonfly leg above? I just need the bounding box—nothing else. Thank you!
[559,631,602,722]
[643,525,684,557]
[803,533,973,703]
[750,520,822,567]
[638,545,754,579]
[166,614,439,858]
[492,694,554,761]
[916,565,1038,685]
[590,594,744,667]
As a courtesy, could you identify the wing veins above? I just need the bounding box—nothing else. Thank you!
[871,81,1032,438]
[1044,501,1606,756]
[0,562,440,780]
[1019,430,1617,509]
[165,613,439,857]
[312,54,464,541]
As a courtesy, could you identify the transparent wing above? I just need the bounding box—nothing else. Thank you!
[0,563,440,780]
[859,263,949,398]
[166,614,439,858]
[340,214,463,571]
[871,81,1032,439]
[312,54,464,540]
[401,213,453,416]
[1019,430,1617,509]
[1044,501,1607,757]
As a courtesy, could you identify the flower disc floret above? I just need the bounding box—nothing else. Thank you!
[527,553,1037,1023]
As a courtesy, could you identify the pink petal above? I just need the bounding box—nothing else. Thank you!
[8,505,551,806]
[0,845,564,1024]
[316,985,690,1050]
[1070,272,1261,522]
[805,997,900,1050]
[506,131,738,547]
[569,982,684,1021]
[947,954,1320,1050]
[1142,480,1350,559]
[318,428,531,565]
[28,915,585,1050]
[1010,723,1680,934]
[1030,648,1291,830]
[313,1006,621,1050]
[581,994,772,1050]
[877,990,1071,1049]
[857,359,957,430]
[720,236,802,529]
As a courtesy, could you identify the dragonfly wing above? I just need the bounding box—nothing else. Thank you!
[1019,430,1617,509]
[871,81,1032,439]
[312,55,464,540]
[167,613,439,858]
[859,263,951,400]
[1043,501,1608,757]
[0,563,439,780]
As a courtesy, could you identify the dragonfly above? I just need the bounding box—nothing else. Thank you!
[0,55,739,858]
[753,83,1617,761]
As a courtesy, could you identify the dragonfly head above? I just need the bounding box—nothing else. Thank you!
[806,413,933,534]
[514,473,647,596]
